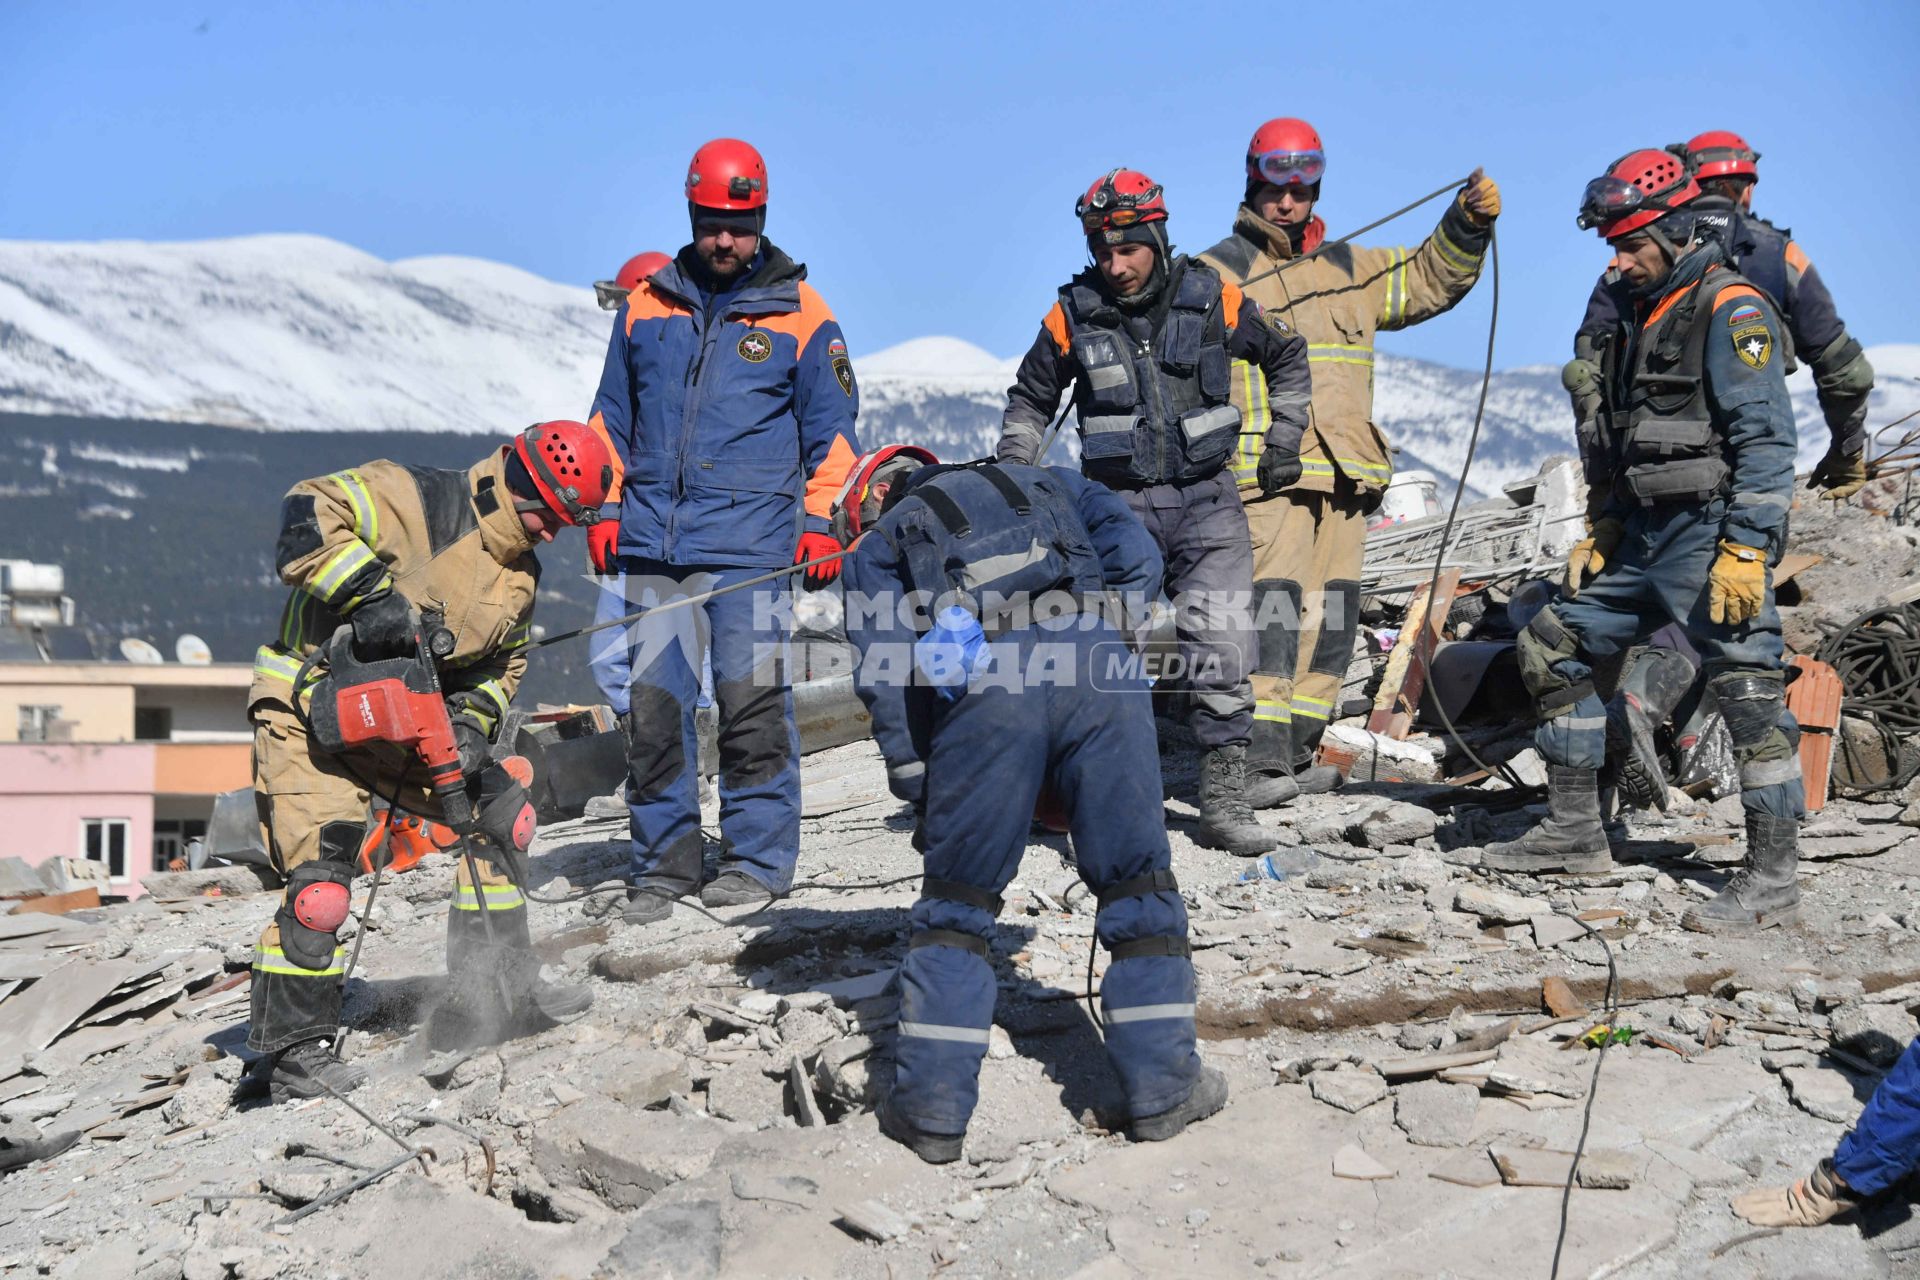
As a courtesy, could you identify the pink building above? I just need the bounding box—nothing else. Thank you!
[0,663,251,900]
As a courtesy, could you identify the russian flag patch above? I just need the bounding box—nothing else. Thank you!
[1727,303,1763,326]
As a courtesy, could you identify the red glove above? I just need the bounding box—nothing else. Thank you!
[586,522,619,574]
[795,531,843,590]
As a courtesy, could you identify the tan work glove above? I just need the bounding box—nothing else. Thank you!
[1812,446,1870,501]
[1460,168,1501,225]
[1708,540,1767,626]
[1563,517,1624,597]
[1730,1160,1855,1228]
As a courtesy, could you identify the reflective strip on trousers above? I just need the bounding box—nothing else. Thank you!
[253,944,346,977]
[1104,1002,1197,1026]
[454,885,526,911]
[1254,701,1293,724]
[1291,695,1333,722]
[1741,757,1803,789]
[897,1020,993,1045]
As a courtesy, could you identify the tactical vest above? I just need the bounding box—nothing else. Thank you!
[887,463,1108,625]
[1060,259,1241,486]
[1599,265,1763,506]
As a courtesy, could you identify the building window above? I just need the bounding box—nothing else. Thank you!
[134,707,173,741]
[152,819,206,873]
[17,705,62,742]
[81,818,130,880]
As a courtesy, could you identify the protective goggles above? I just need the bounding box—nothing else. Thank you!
[1250,149,1325,189]
[593,280,627,311]
[1077,204,1156,232]
[1576,175,1673,230]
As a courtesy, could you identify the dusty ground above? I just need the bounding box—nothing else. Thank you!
[4,482,1920,1280]
[4,742,1920,1280]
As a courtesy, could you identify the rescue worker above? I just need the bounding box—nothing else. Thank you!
[586,138,861,922]
[593,251,672,313]
[838,445,1226,1162]
[1566,131,1875,502]
[1487,150,1805,937]
[996,168,1310,857]
[1731,1030,1920,1228]
[1201,120,1499,804]
[245,421,612,1098]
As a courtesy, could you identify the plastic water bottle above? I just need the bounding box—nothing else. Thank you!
[1237,847,1322,883]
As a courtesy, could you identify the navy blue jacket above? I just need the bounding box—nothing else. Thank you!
[844,464,1163,775]
[588,242,861,568]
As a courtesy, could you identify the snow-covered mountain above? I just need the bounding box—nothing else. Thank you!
[2,234,1914,493]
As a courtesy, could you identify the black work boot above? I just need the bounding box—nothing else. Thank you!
[1605,646,1696,812]
[1481,765,1613,874]
[1195,746,1281,856]
[501,949,594,1022]
[876,1091,964,1165]
[621,882,681,926]
[266,1038,368,1102]
[1132,1066,1229,1142]
[1683,812,1802,934]
[700,870,777,908]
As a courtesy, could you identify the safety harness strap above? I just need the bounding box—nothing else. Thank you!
[1107,935,1191,961]
[910,486,973,539]
[910,928,990,958]
[973,464,1033,516]
[922,877,1004,916]
[1096,868,1180,913]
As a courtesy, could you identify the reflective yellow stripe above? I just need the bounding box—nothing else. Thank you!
[1384,248,1407,325]
[454,886,526,911]
[505,618,532,647]
[1231,358,1267,484]
[1432,226,1482,273]
[1332,456,1393,479]
[1253,705,1294,723]
[312,542,378,604]
[1307,342,1375,368]
[252,945,345,977]
[1291,694,1333,722]
[329,469,378,544]
[473,679,510,718]
[1299,458,1338,475]
[252,645,324,696]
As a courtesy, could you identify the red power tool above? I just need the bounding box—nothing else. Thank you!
[308,616,474,830]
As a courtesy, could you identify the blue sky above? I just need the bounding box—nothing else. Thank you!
[3,0,1915,371]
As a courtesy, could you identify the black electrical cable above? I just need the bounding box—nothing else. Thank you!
[1550,915,1621,1280]
[1815,601,1920,792]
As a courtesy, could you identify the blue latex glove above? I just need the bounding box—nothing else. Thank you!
[914,606,988,703]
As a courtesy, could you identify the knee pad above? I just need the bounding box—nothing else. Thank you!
[474,761,537,862]
[1093,869,1191,961]
[624,685,688,801]
[276,857,355,971]
[1515,606,1592,713]
[715,677,793,790]
[1308,580,1362,678]
[1252,578,1302,677]
[1708,671,1786,753]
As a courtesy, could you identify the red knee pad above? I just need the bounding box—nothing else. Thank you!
[292,878,351,933]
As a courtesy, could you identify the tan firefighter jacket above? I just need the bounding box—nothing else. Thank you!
[1200,199,1489,500]
[249,448,539,743]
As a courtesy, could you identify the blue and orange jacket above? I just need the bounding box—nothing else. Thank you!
[587,242,861,568]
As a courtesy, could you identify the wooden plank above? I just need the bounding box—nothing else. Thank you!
[9,889,100,916]
[1373,1047,1498,1080]
[1367,569,1462,740]
[0,960,137,1065]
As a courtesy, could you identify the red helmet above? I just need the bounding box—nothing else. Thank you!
[829,444,938,543]
[594,250,671,311]
[511,421,615,526]
[1245,117,1326,190]
[1682,129,1760,182]
[1076,168,1168,236]
[1577,148,1702,240]
[685,138,768,211]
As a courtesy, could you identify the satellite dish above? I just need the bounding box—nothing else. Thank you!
[175,634,213,665]
[119,638,165,664]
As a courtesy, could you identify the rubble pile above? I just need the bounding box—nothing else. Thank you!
[2,476,1919,1277]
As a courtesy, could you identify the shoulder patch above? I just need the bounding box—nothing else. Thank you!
[1265,309,1292,335]
[1731,323,1773,370]
[404,466,480,554]
[1726,303,1763,326]
[737,330,773,363]
[833,356,854,397]
[827,336,847,358]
